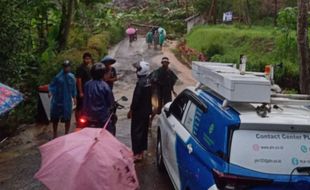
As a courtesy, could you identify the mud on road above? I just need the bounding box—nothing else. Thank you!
[0,37,195,190]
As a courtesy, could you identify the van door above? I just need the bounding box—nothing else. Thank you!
[172,91,209,190]
[164,93,190,189]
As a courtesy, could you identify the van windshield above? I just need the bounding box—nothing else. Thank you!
[229,130,310,175]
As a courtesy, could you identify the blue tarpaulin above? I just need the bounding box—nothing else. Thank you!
[0,83,23,116]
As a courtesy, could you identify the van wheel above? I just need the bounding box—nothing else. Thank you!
[156,129,165,172]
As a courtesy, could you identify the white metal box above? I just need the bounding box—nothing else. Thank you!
[192,62,271,103]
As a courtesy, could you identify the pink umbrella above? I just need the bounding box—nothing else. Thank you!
[126,27,136,35]
[34,127,139,190]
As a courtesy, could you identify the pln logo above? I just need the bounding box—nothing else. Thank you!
[291,157,299,166]
[208,124,215,134]
[300,145,308,153]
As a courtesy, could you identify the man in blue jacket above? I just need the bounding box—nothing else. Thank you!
[82,63,115,133]
[49,60,77,139]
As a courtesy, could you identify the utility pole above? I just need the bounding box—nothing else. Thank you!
[297,0,310,94]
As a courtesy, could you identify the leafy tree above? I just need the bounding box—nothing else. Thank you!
[232,0,261,25]
[193,0,211,14]
[277,7,297,30]
[193,0,232,23]
[283,0,297,7]
[0,0,32,84]
[275,7,297,64]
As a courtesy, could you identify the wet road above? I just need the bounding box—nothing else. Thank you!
[0,37,195,190]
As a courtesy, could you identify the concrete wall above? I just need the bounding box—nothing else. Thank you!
[186,15,205,33]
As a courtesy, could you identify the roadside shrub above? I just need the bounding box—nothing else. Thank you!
[68,27,90,49]
[38,48,99,85]
[211,54,238,64]
[38,26,122,86]
[204,43,224,59]
[275,60,299,89]
[87,32,110,56]
[276,7,298,63]
[107,24,124,45]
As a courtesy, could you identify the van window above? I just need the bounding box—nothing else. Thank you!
[170,94,189,121]
[183,102,202,134]
[184,103,218,152]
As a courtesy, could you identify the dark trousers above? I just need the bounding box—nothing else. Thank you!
[157,87,172,114]
[131,114,149,155]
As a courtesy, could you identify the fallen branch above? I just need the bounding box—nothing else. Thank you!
[0,137,8,144]
[131,23,158,28]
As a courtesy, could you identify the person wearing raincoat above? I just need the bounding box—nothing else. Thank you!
[153,30,159,50]
[127,61,152,162]
[49,60,77,139]
[159,30,165,50]
[146,31,153,49]
[82,63,115,133]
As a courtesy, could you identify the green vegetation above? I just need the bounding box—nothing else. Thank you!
[193,0,296,26]
[0,0,124,134]
[186,25,299,89]
[120,3,190,38]
[0,0,308,133]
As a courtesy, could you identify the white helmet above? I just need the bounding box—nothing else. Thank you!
[136,61,150,76]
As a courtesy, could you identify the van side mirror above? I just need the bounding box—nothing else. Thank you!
[164,106,171,117]
[121,96,128,101]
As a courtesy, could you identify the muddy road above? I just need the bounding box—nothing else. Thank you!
[0,37,195,190]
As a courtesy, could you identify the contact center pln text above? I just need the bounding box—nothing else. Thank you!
[256,133,310,140]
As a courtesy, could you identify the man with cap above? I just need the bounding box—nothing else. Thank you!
[152,57,178,113]
[101,55,118,90]
[75,52,92,126]
[127,61,152,161]
[49,60,77,139]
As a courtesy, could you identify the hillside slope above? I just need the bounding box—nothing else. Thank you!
[186,25,299,90]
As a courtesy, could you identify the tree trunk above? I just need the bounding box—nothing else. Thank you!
[274,0,278,26]
[36,9,49,53]
[57,0,75,51]
[208,0,217,24]
[184,0,188,16]
[297,0,310,94]
[213,0,217,24]
[245,0,251,25]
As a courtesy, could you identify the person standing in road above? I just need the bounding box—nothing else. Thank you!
[82,63,115,133]
[127,25,136,47]
[101,56,118,133]
[153,30,159,50]
[146,30,153,49]
[75,52,92,126]
[159,30,165,50]
[152,57,178,114]
[100,55,118,91]
[49,60,77,139]
[127,61,152,162]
